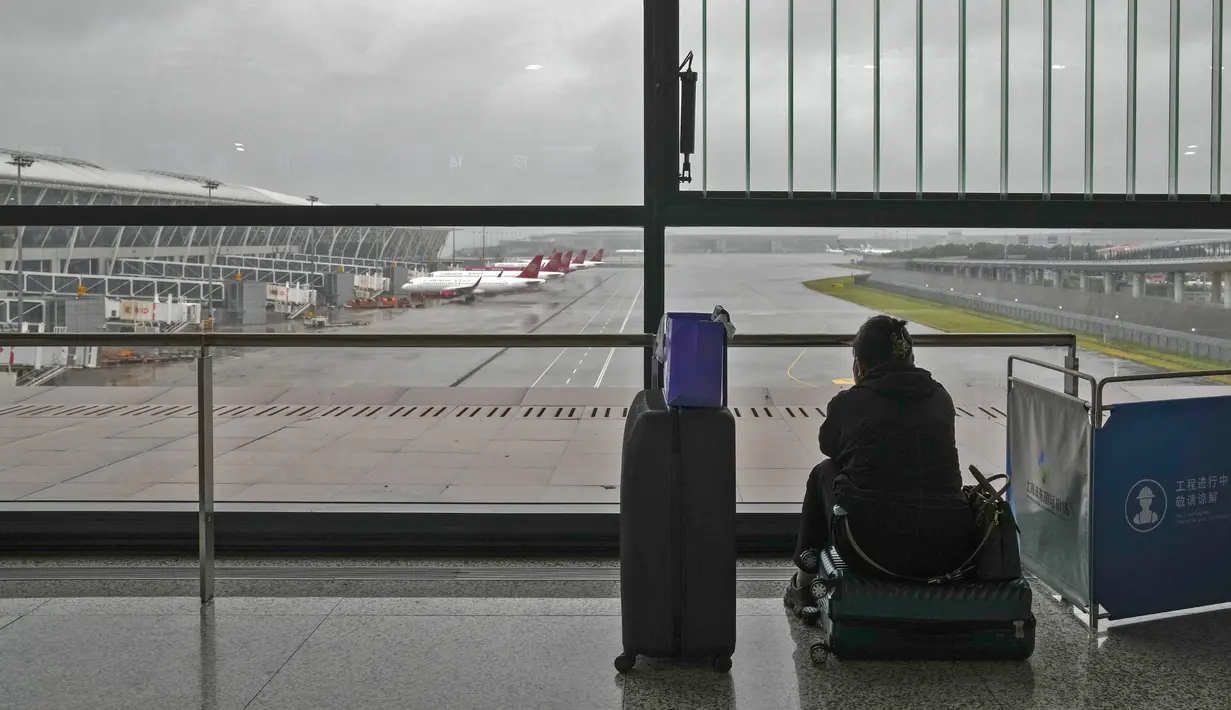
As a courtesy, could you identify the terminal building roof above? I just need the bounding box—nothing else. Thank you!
[0,149,318,206]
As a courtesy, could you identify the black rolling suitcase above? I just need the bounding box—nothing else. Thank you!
[614,310,737,674]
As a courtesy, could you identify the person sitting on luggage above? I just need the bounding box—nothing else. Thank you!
[784,315,976,615]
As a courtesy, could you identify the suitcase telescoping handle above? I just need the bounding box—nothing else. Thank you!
[711,306,732,408]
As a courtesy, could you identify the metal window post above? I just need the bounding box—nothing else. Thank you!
[959,0,967,199]
[1212,0,1224,200]
[1043,0,1053,200]
[1168,0,1181,200]
[745,0,751,197]
[788,0,795,198]
[1084,0,1095,200]
[916,0,924,199]
[643,0,677,387]
[874,0,882,198]
[831,0,838,198]
[702,0,708,196]
[1000,0,1010,199]
[1127,0,1138,200]
[197,344,215,603]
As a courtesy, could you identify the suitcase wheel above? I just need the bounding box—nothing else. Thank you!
[800,605,820,627]
[711,655,732,673]
[809,642,831,665]
[614,653,636,674]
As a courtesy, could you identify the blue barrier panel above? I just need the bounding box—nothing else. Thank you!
[1093,396,1231,619]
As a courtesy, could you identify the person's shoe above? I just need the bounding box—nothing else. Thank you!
[783,572,820,626]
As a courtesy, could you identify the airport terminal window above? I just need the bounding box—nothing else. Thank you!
[40,189,68,206]
[160,226,186,248]
[43,227,72,249]
[77,226,100,248]
[63,190,91,206]
[131,226,157,247]
[21,226,48,249]
[92,227,119,250]
[0,185,10,204]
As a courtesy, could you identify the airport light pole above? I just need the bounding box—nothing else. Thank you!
[7,154,35,329]
[305,195,319,271]
[305,195,319,253]
[202,180,220,323]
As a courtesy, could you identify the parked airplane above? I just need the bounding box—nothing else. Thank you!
[485,250,573,275]
[837,240,893,256]
[824,244,844,254]
[454,253,566,279]
[406,256,545,296]
[539,251,573,276]
[576,248,605,268]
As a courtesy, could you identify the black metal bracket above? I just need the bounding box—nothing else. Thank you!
[678,51,697,184]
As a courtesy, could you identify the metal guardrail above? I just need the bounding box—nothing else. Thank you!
[0,329,1078,603]
[0,331,1077,349]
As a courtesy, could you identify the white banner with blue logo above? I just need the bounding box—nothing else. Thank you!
[1093,395,1231,619]
[1008,380,1092,607]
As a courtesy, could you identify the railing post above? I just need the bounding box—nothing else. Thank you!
[197,344,215,603]
[1065,342,1080,398]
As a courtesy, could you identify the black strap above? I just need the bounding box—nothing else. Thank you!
[970,465,1009,500]
[841,512,1000,585]
[840,467,1011,585]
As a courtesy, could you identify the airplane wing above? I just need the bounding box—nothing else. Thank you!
[440,278,484,299]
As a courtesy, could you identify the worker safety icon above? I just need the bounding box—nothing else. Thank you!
[1125,480,1167,533]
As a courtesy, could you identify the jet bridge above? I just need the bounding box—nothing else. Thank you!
[111,259,323,290]
[1,269,223,303]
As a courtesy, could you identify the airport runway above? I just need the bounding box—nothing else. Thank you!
[58,253,1214,399]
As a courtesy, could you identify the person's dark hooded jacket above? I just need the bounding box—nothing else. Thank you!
[820,363,975,579]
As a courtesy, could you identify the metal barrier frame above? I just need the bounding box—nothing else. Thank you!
[0,331,1077,602]
[1007,356,1100,629]
[1009,357,1231,632]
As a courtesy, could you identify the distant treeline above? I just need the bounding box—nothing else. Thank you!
[890,242,1112,260]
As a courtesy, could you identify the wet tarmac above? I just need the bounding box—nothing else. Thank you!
[6,254,1222,504]
[54,253,1211,401]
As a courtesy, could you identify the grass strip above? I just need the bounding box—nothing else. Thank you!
[802,275,1231,384]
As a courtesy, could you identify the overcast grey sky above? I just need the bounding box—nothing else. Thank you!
[2,0,1228,211]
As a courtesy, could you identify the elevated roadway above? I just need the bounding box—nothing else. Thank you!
[912,255,1231,274]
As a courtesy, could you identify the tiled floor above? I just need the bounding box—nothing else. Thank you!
[0,386,1010,504]
[0,590,1226,709]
